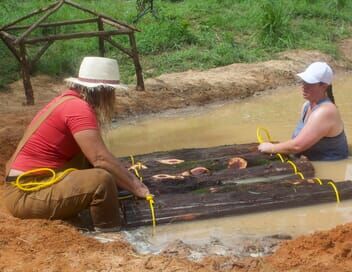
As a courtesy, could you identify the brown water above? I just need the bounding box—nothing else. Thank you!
[104,72,352,256]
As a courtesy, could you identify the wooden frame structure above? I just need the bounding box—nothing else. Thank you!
[0,0,144,105]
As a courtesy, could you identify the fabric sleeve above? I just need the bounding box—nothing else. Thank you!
[62,99,99,134]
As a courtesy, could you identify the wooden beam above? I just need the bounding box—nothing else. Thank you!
[0,36,21,63]
[128,33,144,91]
[30,41,54,70]
[23,29,133,44]
[64,0,139,32]
[97,17,105,57]
[101,18,137,32]
[0,31,17,41]
[14,0,65,45]
[0,1,60,31]
[5,18,99,31]
[104,37,133,58]
[0,35,21,63]
[19,43,34,105]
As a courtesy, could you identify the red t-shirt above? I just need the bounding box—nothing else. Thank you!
[12,90,99,171]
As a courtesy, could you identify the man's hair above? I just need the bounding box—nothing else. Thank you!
[67,83,116,128]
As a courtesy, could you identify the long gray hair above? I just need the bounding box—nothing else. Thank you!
[66,83,116,128]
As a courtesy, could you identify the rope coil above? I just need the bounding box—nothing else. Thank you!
[12,168,77,192]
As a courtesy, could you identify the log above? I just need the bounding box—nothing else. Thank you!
[122,179,352,227]
[116,143,332,227]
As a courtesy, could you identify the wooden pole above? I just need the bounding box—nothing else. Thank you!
[0,1,60,31]
[23,29,132,44]
[64,0,139,31]
[14,0,65,44]
[19,43,34,105]
[97,17,105,57]
[0,35,21,63]
[30,41,54,71]
[5,18,99,31]
[104,37,133,58]
[128,33,144,91]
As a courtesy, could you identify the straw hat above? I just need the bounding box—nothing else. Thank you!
[65,56,126,89]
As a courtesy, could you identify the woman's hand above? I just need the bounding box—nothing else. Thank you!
[258,142,275,154]
[134,182,151,198]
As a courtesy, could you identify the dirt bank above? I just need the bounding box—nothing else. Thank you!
[1,47,352,271]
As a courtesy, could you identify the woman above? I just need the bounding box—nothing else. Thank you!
[258,61,348,161]
[3,57,150,231]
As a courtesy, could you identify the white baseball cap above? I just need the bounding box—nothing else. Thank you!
[297,62,333,85]
[65,56,127,89]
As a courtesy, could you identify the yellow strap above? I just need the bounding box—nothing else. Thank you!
[12,168,77,192]
[327,181,340,203]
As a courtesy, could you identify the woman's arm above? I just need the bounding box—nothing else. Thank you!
[259,104,338,154]
[73,129,150,198]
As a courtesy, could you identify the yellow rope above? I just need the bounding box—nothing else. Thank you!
[286,160,298,173]
[12,168,77,192]
[276,153,285,162]
[130,155,157,232]
[130,155,143,182]
[256,127,340,201]
[313,177,323,185]
[146,194,156,234]
[296,172,305,179]
[327,181,340,203]
[256,127,272,143]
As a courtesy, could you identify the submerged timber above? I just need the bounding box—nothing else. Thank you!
[118,143,352,228]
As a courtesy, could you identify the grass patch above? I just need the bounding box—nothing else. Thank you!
[0,0,351,91]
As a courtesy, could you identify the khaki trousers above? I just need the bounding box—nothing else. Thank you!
[3,168,122,228]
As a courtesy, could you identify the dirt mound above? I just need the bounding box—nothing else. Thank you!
[0,47,352,271]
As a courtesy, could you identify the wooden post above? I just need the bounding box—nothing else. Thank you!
[19,43,34,105]
[128,33,144,91]
[97,17,105,57]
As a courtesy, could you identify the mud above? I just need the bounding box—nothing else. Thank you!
[1,47,352,271]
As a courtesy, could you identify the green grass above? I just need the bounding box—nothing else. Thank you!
[0,0,352,89]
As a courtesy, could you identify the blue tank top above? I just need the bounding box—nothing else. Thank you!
[292,98,348,161]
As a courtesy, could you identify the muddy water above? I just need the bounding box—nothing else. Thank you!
[104,72,352,257]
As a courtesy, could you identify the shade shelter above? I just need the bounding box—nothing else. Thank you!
[0,0,144,105]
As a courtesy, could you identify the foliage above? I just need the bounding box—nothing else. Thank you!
[0,0,351,90]
[255,0,293,47]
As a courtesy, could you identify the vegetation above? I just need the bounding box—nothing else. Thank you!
[0,0,351,89]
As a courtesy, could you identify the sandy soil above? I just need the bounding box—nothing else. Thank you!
[1,45,352,271]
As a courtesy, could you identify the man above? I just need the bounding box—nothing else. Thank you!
[3,56,150,231]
